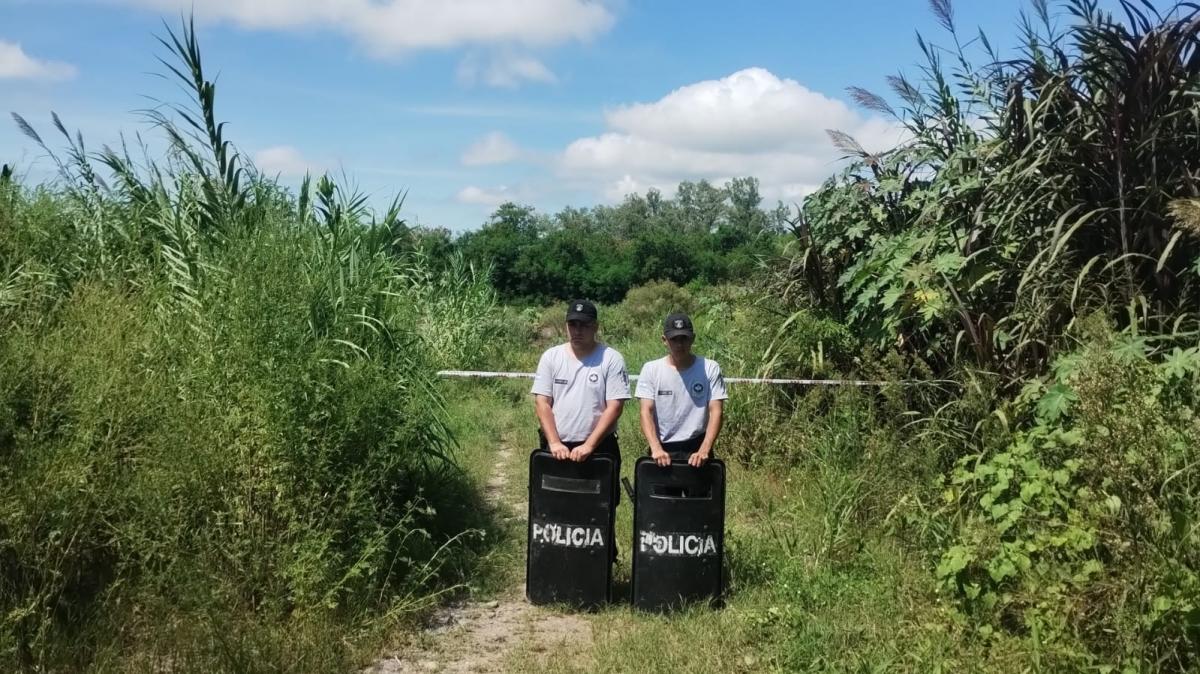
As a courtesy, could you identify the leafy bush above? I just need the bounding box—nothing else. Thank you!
[603,280,699,343]
[938,324,1200,669]
[793,0,1200,377]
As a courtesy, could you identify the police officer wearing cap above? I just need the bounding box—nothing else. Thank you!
[531,300,631,462]
[636,313,728,467]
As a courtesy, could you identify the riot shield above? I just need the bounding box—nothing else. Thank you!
[630,457,726,612]
[526,450,615,609]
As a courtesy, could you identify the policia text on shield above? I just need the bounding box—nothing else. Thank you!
[526,449,617,608]
[626,457,726,611]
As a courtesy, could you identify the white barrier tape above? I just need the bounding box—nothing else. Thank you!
[723,377,891,386]
[435,370,914,387]
[437,370,536,379]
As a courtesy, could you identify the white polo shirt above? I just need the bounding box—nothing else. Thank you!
[635,356,728,443]
[531,343,631,442]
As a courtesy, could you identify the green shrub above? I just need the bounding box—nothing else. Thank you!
[603,280,698,342]
[938,326,1200,669]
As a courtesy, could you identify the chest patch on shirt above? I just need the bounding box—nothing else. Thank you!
[554,378,569,385]
[588,373,599,383]
[657,390,673,396]
[691,382,705,394]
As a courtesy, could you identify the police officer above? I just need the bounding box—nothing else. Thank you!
[636,313,727,467]
[531,300,630,560]
[531,299,630,461]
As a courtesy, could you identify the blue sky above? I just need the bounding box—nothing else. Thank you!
[1,0,1126,231]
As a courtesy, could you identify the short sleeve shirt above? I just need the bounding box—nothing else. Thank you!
[635,356,728,443]
[531,344,631,443]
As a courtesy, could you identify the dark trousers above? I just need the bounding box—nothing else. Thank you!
[661,435,707,462]
[537,430,622,562]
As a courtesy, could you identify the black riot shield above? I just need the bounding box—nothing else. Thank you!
[630,457,726,612]
[526,450,615,609]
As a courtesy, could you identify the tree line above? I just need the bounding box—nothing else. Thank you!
[407,177,790,304]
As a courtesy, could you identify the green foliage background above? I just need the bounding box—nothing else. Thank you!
[3,2,1200,672]
[449,178,784,305]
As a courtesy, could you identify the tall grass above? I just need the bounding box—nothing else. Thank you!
[794,0,1200,378]
[1,18,499,672]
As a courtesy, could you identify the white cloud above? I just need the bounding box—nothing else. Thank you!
[253,145,321,177]
[456,185,514,207]
[606,68,852,154]
[461,132,521,166]
[457,50,557,88]
[113,0,614,57]
[0,40,76,81]
[557,67,907,204]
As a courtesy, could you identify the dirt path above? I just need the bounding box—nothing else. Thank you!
[364,444,594,673]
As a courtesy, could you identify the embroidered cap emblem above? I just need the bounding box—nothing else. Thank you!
[674,319,684,329]
[575,304,583,311]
